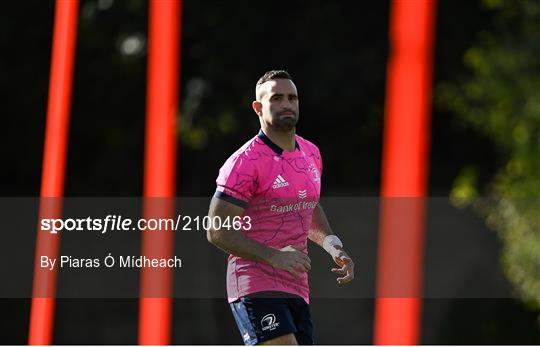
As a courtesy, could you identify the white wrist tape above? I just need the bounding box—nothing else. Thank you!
[323,235,343,256]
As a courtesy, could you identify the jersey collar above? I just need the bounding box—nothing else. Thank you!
[257,129,299,155]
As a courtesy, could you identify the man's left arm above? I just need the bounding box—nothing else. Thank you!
[308,203,355,284]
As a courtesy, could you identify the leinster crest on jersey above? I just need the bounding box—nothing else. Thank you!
[308,163,321,183]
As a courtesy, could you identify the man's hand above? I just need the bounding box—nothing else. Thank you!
[267,245,311,278]
[330,247,354,284]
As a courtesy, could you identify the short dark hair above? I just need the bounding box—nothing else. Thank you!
[256,70,293,86]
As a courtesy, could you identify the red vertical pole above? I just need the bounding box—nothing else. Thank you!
[138,0,181,344]
[29,0,79,344]
[374,0,436,345]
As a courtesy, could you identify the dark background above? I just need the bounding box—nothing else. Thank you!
[1,0,539,344]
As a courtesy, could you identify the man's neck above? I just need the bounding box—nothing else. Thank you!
[261,125,296,152]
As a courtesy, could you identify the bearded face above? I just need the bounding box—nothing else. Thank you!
[254,79,299,131]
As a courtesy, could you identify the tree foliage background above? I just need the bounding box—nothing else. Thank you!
[439,0,540,315]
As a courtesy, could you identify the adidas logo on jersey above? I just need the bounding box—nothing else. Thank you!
[272,175,289,189]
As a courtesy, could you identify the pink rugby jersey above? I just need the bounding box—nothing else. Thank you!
[215,129,322,304]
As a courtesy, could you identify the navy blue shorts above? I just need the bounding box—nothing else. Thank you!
[230,291,314,345]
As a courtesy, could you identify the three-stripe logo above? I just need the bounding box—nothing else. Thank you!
[272,175,289,189]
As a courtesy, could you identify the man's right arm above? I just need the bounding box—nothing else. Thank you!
[206,196,311,277]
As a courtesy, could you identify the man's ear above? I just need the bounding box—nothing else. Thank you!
[252,100,263,117]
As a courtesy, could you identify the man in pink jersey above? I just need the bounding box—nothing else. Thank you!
[207,70,354,345]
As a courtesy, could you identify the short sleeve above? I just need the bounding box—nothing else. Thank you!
[215,154,257,208]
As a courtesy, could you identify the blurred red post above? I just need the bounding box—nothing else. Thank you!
[374,0,437,345]
[138,0,181,345]
[28,0,79,344]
